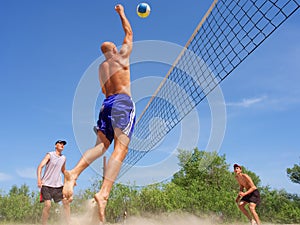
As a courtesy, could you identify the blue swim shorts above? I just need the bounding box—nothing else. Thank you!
[96,93,136,143]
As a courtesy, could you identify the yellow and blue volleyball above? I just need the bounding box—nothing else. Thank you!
[137,3,151,18]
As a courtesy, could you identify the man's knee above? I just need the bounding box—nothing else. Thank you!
[114,128,130,148]
[249,203,257,212]
[238,201,247,210]
[62,198,70,206]
[97,131,111,149]
[44,200,51,210]
[238,204,245,210]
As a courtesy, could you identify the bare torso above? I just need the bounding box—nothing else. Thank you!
[235,173,256,191]
[99,53,131,98]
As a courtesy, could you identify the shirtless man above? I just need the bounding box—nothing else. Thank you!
[234,164,261,225]
[63,4,135,223]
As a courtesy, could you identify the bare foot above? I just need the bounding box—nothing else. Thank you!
[94,193,108,223]
[63,170,77,201]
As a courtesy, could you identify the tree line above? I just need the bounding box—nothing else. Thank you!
[1,148,300,224]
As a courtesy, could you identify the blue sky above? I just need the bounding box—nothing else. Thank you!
[0,0,300,196]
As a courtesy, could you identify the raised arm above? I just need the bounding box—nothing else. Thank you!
[115,4,133,56]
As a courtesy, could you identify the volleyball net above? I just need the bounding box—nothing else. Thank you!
[119,0,300,178]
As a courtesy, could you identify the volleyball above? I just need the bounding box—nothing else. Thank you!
[137,3,151,18]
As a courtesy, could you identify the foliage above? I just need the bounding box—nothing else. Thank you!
[0,184,43,224]
[287,160,300,184]
[259,186,300,223]
[172,149,241,221]
[1,149,300,224]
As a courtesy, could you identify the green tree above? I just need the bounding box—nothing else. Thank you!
[0,184,34,223]
[172,148,241,221]
[259,186,300,223]
[287,160,300,184]
[105,183,139,222]
[1,148,293,224]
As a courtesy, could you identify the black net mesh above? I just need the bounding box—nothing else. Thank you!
[118,0,300,178]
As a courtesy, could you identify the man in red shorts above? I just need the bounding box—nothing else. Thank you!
[234,163,261,225]
[37,140,71,225]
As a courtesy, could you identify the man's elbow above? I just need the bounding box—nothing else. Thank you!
[125,28,133,37]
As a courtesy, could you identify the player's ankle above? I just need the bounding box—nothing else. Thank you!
[250,219,257,225]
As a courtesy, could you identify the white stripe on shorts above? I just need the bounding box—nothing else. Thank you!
[123,101,136,136]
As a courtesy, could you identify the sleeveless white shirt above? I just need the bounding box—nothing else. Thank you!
[41,151,66,188]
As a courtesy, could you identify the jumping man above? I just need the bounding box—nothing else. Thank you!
[63,4,135,223]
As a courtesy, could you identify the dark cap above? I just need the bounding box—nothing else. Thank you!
[55,140,67,145]
[233,163,242,169]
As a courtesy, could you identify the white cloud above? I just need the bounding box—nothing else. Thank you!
[227,96,266,108]
[0,172,12,181]
[16,167,36,179]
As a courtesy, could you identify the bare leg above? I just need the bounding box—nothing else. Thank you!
[238,201,252,221]
[249,203,261,225]
[62,198,71,225]
[94,129,129,223]
[63,132,110,200]
[94,194,108,223]
[94,157,123,222]
[42,200,51,225]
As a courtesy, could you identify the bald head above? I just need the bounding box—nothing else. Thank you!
[101,42,117,55]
